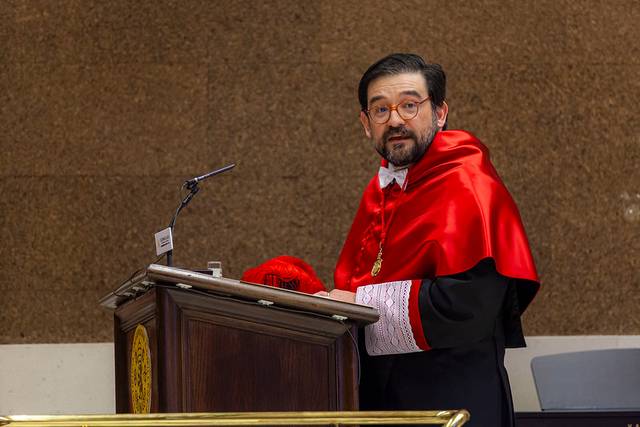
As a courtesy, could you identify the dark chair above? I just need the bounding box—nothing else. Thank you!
[531,348,640,411]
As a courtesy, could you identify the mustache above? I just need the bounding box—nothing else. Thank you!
[383,126,416,142]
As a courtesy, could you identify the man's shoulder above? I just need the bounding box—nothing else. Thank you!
[430,130,490,163]
[407,130,497,189]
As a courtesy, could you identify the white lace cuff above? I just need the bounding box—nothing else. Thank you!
[356,281,422,356]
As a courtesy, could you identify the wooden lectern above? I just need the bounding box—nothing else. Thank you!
[100,264,378,413]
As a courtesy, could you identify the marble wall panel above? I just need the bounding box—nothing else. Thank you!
[0,176,180,295]
[6,0,209,65]
[0,170,355,288]
[0,63,209,177]
[318,0,570,68]
[0,2,11,64]
[207,59,379,179]
[2,1,640,342]
[206,0,321,66]
[565,0,640,65]
[523,63,640,334]
[207,62,325,177]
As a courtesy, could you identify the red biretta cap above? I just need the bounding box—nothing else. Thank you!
[241,255,326,294]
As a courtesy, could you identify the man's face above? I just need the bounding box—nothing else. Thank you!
[359,72,448,167]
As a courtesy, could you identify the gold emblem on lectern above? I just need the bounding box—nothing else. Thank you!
[130,324,152,414]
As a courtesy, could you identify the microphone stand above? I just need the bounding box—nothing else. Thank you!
[166,182,200,267]
[164,163,235,267]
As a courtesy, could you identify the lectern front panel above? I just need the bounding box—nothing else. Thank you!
[114,285,360,413]
[185,319,335,411]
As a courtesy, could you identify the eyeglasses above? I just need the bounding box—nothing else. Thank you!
[366,97,431,124]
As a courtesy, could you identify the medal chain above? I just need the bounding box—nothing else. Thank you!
[371,182,404,277]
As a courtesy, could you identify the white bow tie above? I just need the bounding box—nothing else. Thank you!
[378,165,408,189]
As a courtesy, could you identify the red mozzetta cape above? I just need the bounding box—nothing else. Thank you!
[334,130,540,311]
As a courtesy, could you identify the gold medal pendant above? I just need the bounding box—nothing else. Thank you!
[371,246,383,277]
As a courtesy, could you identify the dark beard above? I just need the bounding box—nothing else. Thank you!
[376,117,438,167]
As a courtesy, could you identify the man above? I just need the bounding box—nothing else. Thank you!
[323,54,540,426]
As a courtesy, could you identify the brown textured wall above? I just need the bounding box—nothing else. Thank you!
[1,0,638,343]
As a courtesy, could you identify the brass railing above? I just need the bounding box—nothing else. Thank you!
[0,410,470,426]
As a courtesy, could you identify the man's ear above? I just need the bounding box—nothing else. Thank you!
[359,111,372,138]
[436,101,449,129]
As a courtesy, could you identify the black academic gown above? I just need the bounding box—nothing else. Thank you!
[358,259,523,427]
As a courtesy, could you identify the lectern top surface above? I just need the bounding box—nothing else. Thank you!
[100,264,379,326]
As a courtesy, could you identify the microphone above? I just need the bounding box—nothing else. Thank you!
[184,163,235,189]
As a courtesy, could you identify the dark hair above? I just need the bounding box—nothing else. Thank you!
[358,53,447,114]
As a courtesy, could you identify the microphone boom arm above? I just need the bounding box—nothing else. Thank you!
[166,163,235,267]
